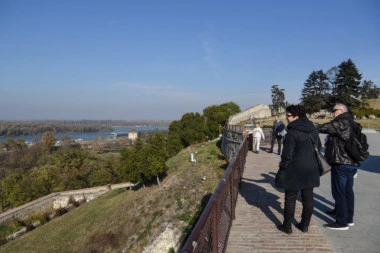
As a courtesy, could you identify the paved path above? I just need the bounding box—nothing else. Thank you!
[226,144,333,253]
[313,133,380,253]
[226,133,380,253]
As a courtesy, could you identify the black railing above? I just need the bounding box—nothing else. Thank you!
[179,135,248,253]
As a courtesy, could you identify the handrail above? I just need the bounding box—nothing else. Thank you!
[179,135,248,253]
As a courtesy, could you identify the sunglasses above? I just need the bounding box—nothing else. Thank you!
[331,108,342,113]
[286,114,293,118]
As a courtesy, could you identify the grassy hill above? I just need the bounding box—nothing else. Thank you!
[367,98,380,110]
[0,140,228,253]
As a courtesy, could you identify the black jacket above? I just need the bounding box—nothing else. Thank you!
[279,117,320,190]
[272,119,285,138]
[319,112,360,166]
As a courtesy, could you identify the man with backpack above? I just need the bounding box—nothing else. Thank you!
[319,103,368,231]
[269,115,285,155]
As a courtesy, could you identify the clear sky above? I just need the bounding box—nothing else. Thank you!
[1,0,379,120]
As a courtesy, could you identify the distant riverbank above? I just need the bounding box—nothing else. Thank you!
[0,125,168,143]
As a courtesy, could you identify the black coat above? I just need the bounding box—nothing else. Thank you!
[279,117,320,190]
[319,112,360,166]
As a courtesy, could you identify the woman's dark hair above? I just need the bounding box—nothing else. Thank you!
[286,104,306,118]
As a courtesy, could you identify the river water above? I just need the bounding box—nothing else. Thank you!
[0,126,168,143]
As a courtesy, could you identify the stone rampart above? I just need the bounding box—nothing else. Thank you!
[0,182,132,225]
[228,104,272,125]
[221,128,244,161]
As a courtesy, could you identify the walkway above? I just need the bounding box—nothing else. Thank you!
[226,133,380,253]
[226,144,333,253]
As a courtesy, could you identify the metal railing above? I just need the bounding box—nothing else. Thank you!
[179,135,249,253]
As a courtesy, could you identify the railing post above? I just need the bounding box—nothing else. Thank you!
[212,204,219,253]
[230,173,235,220]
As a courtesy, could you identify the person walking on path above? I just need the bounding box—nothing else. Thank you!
[249,122,265,153]
[276,104,321,234]
[319,103,360,231]
[269,114,284,155]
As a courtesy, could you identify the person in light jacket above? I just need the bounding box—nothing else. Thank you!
[277,104,321,234]
[249,122,265,153]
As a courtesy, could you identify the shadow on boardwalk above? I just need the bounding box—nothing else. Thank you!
[242,173,336,226]
[226,147,334,253]
[240,177,283,226]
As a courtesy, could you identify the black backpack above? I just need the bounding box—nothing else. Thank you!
[345,122,369,162]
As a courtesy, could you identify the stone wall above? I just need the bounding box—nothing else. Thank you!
[142,223,181,253]
[221,128,244,161]
[0,182,132,225]
[228,104,272,125]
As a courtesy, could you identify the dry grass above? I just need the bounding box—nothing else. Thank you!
[366,98,380,110]
[0,140,227,253]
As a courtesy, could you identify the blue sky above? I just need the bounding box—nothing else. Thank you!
[1,0,379,120]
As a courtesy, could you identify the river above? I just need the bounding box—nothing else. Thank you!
[0,125,168,143]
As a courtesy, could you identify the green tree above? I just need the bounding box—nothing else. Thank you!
[167,120,184,156]
[49,148,97,190]
[301,70,330,113]
[88,167,113,187]
[203,102,241,139]
[118,146,141,187]
[132,139,148,187]
[1,169,29,208]
[42,131,57,152]
[362,80,380,99]
[271,85,286,114]
[334,58,362,108]
[144,133,170,187]
[179,112,207,147]
[29,166,55,199]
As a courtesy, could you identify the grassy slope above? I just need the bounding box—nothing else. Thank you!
[0,140,227,253]
[367,98,380,110]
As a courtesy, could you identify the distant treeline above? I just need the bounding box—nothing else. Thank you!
[0,120,172,137]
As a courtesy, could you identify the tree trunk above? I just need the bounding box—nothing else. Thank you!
[156,175,160,187]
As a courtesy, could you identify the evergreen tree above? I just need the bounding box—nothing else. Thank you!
[271,85,285,114]
[334,59,362,108]
[362,80,380,99]
[300,70,330,113]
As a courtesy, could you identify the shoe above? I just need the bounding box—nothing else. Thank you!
[295,223,308,233]
[268,150,273,153]
[325,209,336,216]
[277,224,292,234]
[323,222,349,231]
[348,222,355,227]
[354,172,358,178]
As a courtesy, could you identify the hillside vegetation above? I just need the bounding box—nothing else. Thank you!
[0,140,228,253]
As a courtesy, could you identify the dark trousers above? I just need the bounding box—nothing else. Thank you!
[331,165,357,226]
[283,188,314,229]
[270,135,282,154]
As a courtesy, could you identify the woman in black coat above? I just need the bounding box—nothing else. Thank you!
[276,104,321,234]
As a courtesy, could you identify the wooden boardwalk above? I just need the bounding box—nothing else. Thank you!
[226,145,333,253]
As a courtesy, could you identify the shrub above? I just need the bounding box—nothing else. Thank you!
[352,108,380,118]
